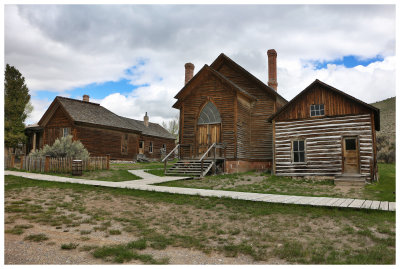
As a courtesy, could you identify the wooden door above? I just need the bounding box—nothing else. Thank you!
[197,124,221,156]
[343,137,359,174]
[139,141,144,154]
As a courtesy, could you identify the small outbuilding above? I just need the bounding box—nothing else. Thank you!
[269,79,380,182]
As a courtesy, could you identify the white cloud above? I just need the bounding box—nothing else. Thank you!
[5,5,396,125]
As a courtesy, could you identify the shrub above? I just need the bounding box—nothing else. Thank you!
[24,233,49,242]
[377,135,395,163]
[61,243,79,250]
[29,135,89,160]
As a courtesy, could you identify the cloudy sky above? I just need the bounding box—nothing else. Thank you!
[4,4,396,125]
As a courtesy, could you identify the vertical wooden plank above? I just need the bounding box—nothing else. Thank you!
[234,93,238,159]
[44,156,50,173]
[20,155,24,170]
[272,120,276,175]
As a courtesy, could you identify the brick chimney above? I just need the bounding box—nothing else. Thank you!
[184,63,195,85]
[144,112,149,127]
[82,94,90,102]
[267,49,278,91]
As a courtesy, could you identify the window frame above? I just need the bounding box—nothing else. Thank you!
[292,139,306,163]
[149,141,153,153]
[62,127,70,138]
[310,104,325,117]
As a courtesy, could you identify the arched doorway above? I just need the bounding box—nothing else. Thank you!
[197,102,221,156]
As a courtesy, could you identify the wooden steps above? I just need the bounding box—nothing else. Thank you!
[334,174,366,186]
[166,159,214,178]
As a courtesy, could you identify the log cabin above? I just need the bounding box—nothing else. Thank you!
[269,79,380,182]
[169,50,287,175]
[25,95,176,161]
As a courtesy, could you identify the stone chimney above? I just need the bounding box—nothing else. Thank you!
[184,62,195,85]
[267,49,278,91]
[83,94,90,102]
[144,112,149,127]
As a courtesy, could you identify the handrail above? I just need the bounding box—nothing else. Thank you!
[199,142,217,161]
[163,144,180,175]
[162,144,180,163]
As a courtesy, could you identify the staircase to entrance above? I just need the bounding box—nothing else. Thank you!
[162,142,226,178]
[334,174,366,186]
[166,159,214,178]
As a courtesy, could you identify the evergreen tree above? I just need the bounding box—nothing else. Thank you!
[4,64,32,148]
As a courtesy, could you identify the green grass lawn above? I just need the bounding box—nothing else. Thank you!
[364,163,396,201]
[10,168,142,182]
[157,163,395,201]
[110,160,177,170]
[4,174,395,264]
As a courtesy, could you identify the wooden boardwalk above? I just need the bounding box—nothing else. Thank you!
[5,170,395,212]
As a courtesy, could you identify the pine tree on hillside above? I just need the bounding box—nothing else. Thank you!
[4,64,32,149]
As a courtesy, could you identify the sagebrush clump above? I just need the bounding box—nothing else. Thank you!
[29,135,89,160]
[377,135,395,163]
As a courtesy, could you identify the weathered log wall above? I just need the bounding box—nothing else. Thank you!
[74,125,139,160]
[274,114,374,180]
[140,134,176,160]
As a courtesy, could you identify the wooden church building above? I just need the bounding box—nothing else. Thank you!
[172,50,287,173]
[269,79,380,181]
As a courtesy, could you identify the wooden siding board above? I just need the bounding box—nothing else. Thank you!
[275,114,374,180]
[216,63,276,160]
[275,85,371,121]
[181,76,236,159]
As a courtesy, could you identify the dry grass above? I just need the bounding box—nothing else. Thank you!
[4,175,395,264]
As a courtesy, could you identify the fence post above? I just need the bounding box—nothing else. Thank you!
[11,154,15,168]
[20,155,25,170]
[44,155,50,172]
[106,154,110,170]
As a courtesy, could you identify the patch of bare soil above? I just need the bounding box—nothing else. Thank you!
[214,176,265,189]
[4,185,394,264]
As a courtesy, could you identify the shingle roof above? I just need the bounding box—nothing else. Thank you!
[120,117,176,139]
[54,97,175,140]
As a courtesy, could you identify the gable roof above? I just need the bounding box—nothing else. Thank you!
[210,53,287,102]
[173,53,287,108]
[38,96,175,140]
[173,64,257,108]
[269,79,380,130]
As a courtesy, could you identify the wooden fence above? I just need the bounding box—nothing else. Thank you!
[4,154,15,169]
[17,155,110,173]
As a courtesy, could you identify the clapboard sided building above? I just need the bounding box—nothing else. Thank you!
[269,79,380,181]
[25,95,176,161]
[171,50,287,174]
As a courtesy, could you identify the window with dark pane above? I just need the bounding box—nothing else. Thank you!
[293,140,305,163]
[310,104,325,117]
[345,139,356,150]
[198,102,221,125]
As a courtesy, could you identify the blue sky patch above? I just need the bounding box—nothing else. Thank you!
[32,78,149,102]
[312,55,384,69]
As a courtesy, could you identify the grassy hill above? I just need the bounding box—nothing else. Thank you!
[371,97,396,137]
[370,97,395,163]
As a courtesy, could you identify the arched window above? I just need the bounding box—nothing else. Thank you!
[197,102,221,125]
